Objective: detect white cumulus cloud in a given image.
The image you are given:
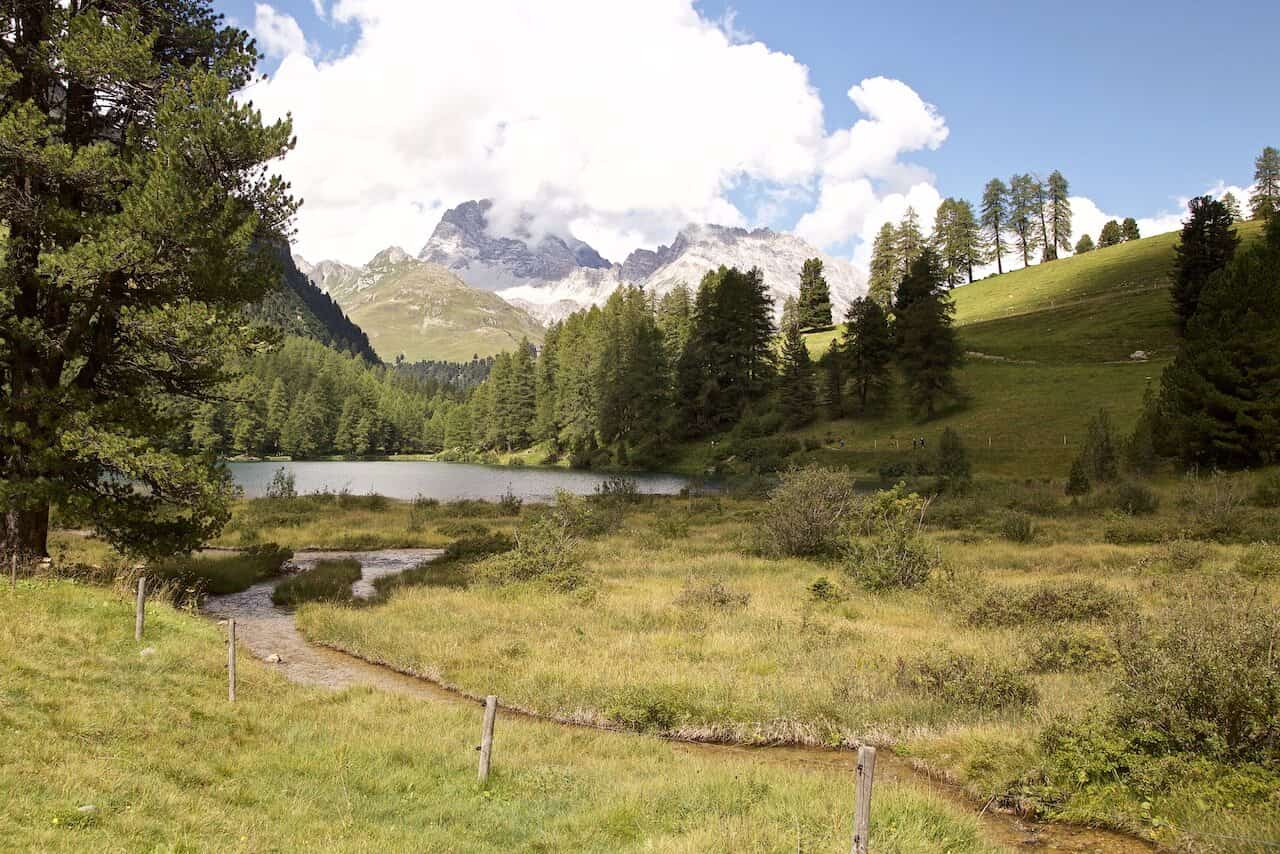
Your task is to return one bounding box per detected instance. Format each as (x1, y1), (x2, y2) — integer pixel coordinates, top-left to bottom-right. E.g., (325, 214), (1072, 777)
(253, 4), (311, 59)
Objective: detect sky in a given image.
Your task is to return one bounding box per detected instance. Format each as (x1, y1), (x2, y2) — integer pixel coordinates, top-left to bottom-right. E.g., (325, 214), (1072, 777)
(216, 0), (1280, 271)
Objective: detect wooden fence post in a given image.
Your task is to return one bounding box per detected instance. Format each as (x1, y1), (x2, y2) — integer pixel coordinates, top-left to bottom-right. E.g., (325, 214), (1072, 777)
(227, 619), (237, 702)
(9, 551), (16, 590)
(478, 695), (497, 784)
(134, 576), (146, 641)
(850, 745), (876, 854)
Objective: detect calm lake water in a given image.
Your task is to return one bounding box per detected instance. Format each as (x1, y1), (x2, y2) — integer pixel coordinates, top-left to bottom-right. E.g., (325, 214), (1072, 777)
(227, 460), (695, 501)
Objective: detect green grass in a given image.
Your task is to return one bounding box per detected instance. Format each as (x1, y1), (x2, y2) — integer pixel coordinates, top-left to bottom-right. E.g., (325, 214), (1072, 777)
(1, 578), (1002, 852)
(768, 221), (1271, 480)
(297, 488), (1280, 849)
(149, 545), (293, 595)
(272, 558), (363, 606)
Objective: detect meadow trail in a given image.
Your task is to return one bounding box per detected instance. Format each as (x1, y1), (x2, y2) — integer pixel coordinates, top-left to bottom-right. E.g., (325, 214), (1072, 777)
(204, 549), (1151, 854)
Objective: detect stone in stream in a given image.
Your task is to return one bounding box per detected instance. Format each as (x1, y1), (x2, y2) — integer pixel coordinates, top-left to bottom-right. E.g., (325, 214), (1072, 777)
(266, 653), (284, 664)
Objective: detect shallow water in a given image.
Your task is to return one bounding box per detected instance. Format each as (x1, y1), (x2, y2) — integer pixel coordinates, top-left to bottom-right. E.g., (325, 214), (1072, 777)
(227, 460), (696, 500)
(203, 549), (1151, 853)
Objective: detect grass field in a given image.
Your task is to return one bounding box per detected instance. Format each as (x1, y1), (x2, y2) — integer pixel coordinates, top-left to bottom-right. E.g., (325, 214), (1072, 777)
(296, 483), (1280, 850)
(1, 578), (1006, 852)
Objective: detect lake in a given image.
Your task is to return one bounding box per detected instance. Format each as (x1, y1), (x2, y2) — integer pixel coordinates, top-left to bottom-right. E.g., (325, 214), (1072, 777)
(226, 460), (697, 501)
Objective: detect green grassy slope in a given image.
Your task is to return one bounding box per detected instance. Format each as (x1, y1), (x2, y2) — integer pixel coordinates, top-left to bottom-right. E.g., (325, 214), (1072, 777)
(701, 220), (1266, 479)
(342, 260), (545, 362)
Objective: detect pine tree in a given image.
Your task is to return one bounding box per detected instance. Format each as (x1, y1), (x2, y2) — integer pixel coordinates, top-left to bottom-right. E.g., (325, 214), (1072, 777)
(1008, 173), (1043, 266)
(1098, 220), (1124, 248)
(1124, 384), (1161, 474)
(866, 222), (900, 309)
(1075, 234), (1095, 254)
(980, 178), (1010, 275)
(1171, 196), (1239, 332)
(841, 297), (894, 414)
(1048, 170), (1072, 258)
(895, 207), (926, 278)
(778, 322), (816, 427)
(655, 284), (693, 368)
(1, 1), (296, 558)
(1159, 222), (1280, 467)
(821, 340), (844, 419)
(1033, 174), (1055, 261)
(797, 258), (833, 328)
(933, 198), (984, 285)
(1075, 411), (1120, 482)
(1250, 146), (1280, 220)
(935, 428), (971, 492)
(1121, 218), (1141, 241)
(265, 378), (290, 453)
(1221, 191), (1242, 221)
(893, 250), (962, 418)
(533, 325), (561, 447)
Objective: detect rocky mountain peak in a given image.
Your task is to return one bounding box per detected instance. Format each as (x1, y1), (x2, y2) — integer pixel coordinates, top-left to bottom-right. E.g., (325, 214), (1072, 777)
(367, 246), (412, 269)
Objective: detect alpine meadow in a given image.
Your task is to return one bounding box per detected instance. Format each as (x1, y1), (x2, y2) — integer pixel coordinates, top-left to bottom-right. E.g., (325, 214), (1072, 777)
(4, 2), (1280, 853)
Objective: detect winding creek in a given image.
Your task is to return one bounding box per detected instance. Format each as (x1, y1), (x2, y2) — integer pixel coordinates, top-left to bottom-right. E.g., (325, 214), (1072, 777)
(204, 550), (1150, 853)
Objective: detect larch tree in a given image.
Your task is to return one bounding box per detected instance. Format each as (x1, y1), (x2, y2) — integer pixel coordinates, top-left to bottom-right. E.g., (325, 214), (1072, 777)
(866, 222), (899, 309)
(1221, 191), (1242, 222)
(1, 1), (296, 560)
(893, 249), (961, 419)
(1032, 174), (1055, 261)
(821, 339), (844, 419)
(1075, 234), (1095, 254)
(894, 207), (925, 279)
(932, 198), (984, 286)
(1171, 196), (1239, 333)
(1098, 220), (1124, 248)
(777, 321), (816, 428)
(797, 257), (832, 329)
(841, 297), (893, 414)
(1047, 170), (1072, 258)
(1250, 145), (1280, 220)
(1008, 173), (1043, 267)
(1121, 217), (1141, 241)
(980, 178), (1010, 275)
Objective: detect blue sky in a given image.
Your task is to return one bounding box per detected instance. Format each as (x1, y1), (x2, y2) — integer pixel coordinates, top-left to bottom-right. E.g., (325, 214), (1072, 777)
(217, 0), (1280, 267)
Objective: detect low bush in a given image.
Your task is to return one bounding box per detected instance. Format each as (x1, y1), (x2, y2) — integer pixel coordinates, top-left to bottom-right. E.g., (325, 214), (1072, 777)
(148, 544), (292, 599)
(1235, 542), (1280, 579)
(650, 511), (690, 540)
(808, 576), (846, 603)
(475, 513), (590, 592)
(964, 580), (1121, 628)
(497, 486), (523, 516)
(271, 558), (362, 607)
(540, 489), (623, 538)
(406, 494), (438, 532)
(896, 651), (1039, 711)
(675, 577), (750, 610)
(1099, 481), (1159, 516)
(437, 521), (490, 538)
(265, 467), (296, 499)
(1101, 513), (1165, 544)
(760, 466), (859, 557)
(997, 511), (1036, 543)
(1250, 470), (1280, 508)
(1027, 628), (1117, 673)
(1153, 537), (1212, 573)
(844, 485), (937, 591)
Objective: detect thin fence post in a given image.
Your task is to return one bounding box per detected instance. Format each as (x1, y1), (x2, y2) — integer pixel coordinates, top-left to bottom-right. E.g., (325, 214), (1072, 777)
(478, 695), (497, 784)
(227, 619), (237, 702)
(135, 576), (146, 641)
(9, 551), (16, 590)
(850, 745), (876, 854)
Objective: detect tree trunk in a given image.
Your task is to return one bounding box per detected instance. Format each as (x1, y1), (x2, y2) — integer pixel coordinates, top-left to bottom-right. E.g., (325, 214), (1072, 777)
(3, 505), (51, 561)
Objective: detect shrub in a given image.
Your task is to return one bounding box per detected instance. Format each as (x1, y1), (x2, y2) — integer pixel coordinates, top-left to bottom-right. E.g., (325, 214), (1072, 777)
(1075, 410), (1120, 483)
(760, 466), (859, 557)
(1102, 514), (1164, 545)
(808, 576), (846, 603)
(844, 485), (937, 591)
(1251, 470), (1280, 508)
(1178, 471), (1248, 538)
(675, 577), (750, 610)
(1154, 537), (1212, 573)
(1027, 628), (1117, 673)
(1235, 543), (1280, 579)
(1101, 481), (1159, 516)
(1065, 458), (1091, 496)
(444, 532), (514, 561)
(271, 558), (362, 607)
(407, 493), (438, 532)
(1110, 586), (1280, 763)
(934, 428), (971, 493)
(964, 580), (1121, 627)
(997, 510), (1036, 543)
(148, 544), (292, 599)
(475, 513), (589, 592)
(497, 486), (523, 516)
(651, 511), (690, 540)
(896, 651), (1039, 710)
(438, 521), (490, 538)
(595, 475), (640, 505)
(544, 489), (622, 538)
(265, 466), (297, 499)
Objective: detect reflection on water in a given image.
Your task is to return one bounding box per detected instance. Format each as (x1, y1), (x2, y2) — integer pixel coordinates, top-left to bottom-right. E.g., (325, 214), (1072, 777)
(227, 460), (696, 501)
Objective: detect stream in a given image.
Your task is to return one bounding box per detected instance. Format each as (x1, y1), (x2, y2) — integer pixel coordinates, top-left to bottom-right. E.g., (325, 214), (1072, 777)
(203, 550), (1151, 853)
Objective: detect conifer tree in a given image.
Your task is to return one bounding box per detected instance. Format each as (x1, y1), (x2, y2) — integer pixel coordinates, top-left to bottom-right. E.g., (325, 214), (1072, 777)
(935, 428), (971, 492)
(1221, 191), (1242, 221)
(1008, 174), (1043, 266)
(980, 178), (1010, 275)
(821, 340), (844, 419)
(1250, 146), (1280, 220)
(866, 222), (900, 309)
(1098, 220), (1124, 248)
(1048, 170), (1072, 257)
(533, 325), (561, 448)
(1171, 196), (1239, 332)
(1, 1), (297, 558)
(1075, 234), (1095, 254)
(895, 207), (926, 278)
(655, 284), (693, 368)
(778, 322), (816, 427)
(1075, 411), (1120, 483)
(841, 297), (893, 414)
(1033, 175), (1055, 261)
(797, 258), (833, 328)
(893, 250), (961, 418)
(265, 378), (290, 453)
(1121, 217), (1141, 241)
(933, 198), (984, 285)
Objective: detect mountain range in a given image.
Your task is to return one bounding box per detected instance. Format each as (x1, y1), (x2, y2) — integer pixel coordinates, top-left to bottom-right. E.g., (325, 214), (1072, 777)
(295, 199), (868, 360)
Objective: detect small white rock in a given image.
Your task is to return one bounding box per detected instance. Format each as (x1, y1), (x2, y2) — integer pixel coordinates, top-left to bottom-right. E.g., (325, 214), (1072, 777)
(139, 647), (156, 658)
(1130, 350), (1149, 361)
(77, 805), (97, 814)
(265, 653), (283, 664)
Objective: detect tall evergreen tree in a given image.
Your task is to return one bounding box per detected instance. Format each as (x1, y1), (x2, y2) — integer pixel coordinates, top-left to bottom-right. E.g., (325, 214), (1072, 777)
(1221, 191), (1242, 221)
(841, 297), (894, 414)
(893, 250), (962, 418)
(1171, 196), (1239, 333)
(821, 340), (844, 419)
(1, 0), (297, 559)
(797, 258), (833, 328)
(1008, 173), (1043, 267)
(777, 322), (816, 427)
(866, 222), (900, 309)
(1159, 220), (1280, 467)
(1075, 234), (1095, 254)
(895, 207), (926, 278)
(1032, 174), (1055, 261)
(1048, 170), (1072, 257)
(655, 284), (693, 369)
(933, 198), (984, 285)
(1251, 146), (1280, 220)
(980, 178), (1010, 275)
(1121, 217), (1141, 241)
(1098, 220), (1124, 248)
